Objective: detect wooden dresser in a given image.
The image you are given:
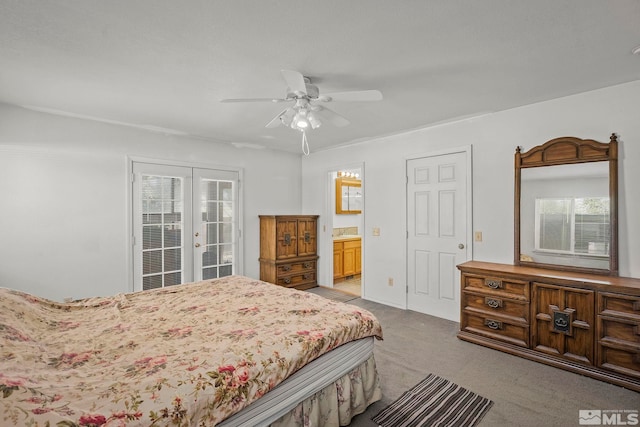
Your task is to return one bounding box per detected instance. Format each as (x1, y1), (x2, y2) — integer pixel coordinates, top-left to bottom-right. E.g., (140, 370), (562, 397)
(458, 261), (640, 392)
(259, 215), (318, 290)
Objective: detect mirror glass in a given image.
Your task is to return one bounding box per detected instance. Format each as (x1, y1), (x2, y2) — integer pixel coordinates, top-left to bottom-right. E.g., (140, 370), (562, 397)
(336, 177), (362, 214)
(519, 162), (610, 271)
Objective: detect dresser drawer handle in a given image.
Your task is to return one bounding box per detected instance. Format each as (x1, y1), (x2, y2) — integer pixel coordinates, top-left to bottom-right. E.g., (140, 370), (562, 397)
(282, 264), (292, 271)
(485, 319), (503, 330)
(283, 277), (291, 284)
(485, 298), (503, 309)
(303, 273), (312, 280)
(485, 279), (503, 289)
(303, 262), (312, 269)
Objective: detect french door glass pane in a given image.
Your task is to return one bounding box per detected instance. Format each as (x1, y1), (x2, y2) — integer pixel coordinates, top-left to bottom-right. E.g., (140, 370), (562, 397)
(200, 179), (234, 279)
(141, 175), (184, 290)
(134, 162), (239, 291)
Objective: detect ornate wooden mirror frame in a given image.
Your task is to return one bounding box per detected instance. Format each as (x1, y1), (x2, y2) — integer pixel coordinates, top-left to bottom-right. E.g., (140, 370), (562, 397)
(514, 134), (618, 276)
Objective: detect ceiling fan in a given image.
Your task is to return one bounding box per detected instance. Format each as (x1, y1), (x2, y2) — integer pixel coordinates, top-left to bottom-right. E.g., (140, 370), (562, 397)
(221, 70), (383, 133)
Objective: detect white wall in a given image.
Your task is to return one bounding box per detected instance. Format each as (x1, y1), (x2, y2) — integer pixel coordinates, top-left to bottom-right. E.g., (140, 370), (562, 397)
(0, 103), (302, 301)
(302, 81), (640, 309)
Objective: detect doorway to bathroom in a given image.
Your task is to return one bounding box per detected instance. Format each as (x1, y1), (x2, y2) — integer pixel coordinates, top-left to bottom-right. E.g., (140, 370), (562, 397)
(331, 166), (363, 297)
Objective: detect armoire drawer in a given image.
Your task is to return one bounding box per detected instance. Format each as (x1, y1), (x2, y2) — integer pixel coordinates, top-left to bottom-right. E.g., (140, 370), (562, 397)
(461, 312), (529, 348)
(463, 273), (529, 300)
(277, 260), (316, 275)
(462, 292), (529, 323)
(276, 271), (316, 288)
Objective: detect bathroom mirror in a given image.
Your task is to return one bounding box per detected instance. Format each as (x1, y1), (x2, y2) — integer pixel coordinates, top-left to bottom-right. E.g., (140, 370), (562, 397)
(514, 134), (618, 276)
(336, 177), (362, 214)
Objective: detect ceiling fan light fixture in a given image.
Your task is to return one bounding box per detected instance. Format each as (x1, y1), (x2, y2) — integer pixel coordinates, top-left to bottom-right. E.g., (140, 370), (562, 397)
(307, 111), (321, 129)
(292, 118), (309, 130)
(291, 108), (311, 130)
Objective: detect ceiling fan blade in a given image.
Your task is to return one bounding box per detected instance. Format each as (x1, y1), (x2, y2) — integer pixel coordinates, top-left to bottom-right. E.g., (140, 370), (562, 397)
(280, 70), (308, 96)
(220, 98), (288, 103)
(312, 105), (350, 127)
(318, 89), (383, 102)
(265, 107), (295, 128)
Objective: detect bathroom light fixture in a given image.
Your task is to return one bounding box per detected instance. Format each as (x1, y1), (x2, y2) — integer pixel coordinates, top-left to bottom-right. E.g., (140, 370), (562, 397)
(338, 171), (360, 179)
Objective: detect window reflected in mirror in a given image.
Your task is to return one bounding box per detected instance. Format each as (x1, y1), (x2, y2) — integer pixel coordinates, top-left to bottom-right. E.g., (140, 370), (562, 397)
(519, 161), (610, 271)
(535, 197), (610, 255)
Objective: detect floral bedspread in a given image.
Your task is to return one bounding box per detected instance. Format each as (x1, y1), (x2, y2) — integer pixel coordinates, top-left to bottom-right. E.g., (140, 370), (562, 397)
(0, 276), (382, 426)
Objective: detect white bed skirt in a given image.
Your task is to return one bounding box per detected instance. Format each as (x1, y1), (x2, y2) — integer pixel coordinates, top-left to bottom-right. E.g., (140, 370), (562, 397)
(219, 337), (381, 427)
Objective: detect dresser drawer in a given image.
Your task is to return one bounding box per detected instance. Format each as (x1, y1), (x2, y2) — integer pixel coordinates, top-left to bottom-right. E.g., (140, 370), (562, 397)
(599, 292), (640, 320)
(597, 318), (640, 379)
(462, 292), (529, 323)
(276, 271), (316, 288)
(599, 315), (640, 347)
(463, 273), (529, 301)
(277, 260), (316, 275)
(461, 312), (529, 347)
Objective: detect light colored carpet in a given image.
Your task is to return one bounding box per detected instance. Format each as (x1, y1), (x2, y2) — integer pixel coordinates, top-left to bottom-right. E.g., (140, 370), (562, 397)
(307, 287), (640, 427)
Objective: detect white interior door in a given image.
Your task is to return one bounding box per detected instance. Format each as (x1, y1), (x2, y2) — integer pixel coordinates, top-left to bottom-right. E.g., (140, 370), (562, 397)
(407, 150), (469, 321)
(132, 162), (240, 291)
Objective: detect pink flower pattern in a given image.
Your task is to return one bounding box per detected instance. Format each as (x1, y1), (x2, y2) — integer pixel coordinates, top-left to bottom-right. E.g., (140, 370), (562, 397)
(0, 276), (382, 426)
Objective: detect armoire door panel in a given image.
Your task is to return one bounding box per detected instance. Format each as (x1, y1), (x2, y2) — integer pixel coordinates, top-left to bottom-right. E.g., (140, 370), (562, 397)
(276, 219), (298, 259)
(297, 218), (317, 256)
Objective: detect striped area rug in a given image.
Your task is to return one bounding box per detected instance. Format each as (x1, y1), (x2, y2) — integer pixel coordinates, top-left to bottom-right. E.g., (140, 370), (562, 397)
(372, 373), (493, 427)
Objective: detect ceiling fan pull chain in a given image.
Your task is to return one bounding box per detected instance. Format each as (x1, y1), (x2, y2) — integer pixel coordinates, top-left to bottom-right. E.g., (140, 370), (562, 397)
(301, 131), (310, 156)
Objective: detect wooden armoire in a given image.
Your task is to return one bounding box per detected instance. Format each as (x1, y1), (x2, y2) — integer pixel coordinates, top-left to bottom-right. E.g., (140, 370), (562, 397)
(259, 215), (318, 290)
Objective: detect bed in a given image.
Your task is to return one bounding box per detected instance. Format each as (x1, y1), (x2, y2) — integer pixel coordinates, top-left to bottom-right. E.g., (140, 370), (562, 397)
(0, 276), (383, 426)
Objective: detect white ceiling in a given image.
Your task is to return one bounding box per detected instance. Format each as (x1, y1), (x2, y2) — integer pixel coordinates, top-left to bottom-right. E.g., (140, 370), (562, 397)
(1, 1), (639, 154)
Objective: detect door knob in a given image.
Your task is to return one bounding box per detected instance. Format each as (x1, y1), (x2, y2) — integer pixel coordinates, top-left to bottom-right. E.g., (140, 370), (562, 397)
(195, 243), (201, 248)
(458, 243), (465, 249)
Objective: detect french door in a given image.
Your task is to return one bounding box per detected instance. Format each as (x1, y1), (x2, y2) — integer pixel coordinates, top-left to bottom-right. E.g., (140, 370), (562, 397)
(132, 162), (240, 291)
